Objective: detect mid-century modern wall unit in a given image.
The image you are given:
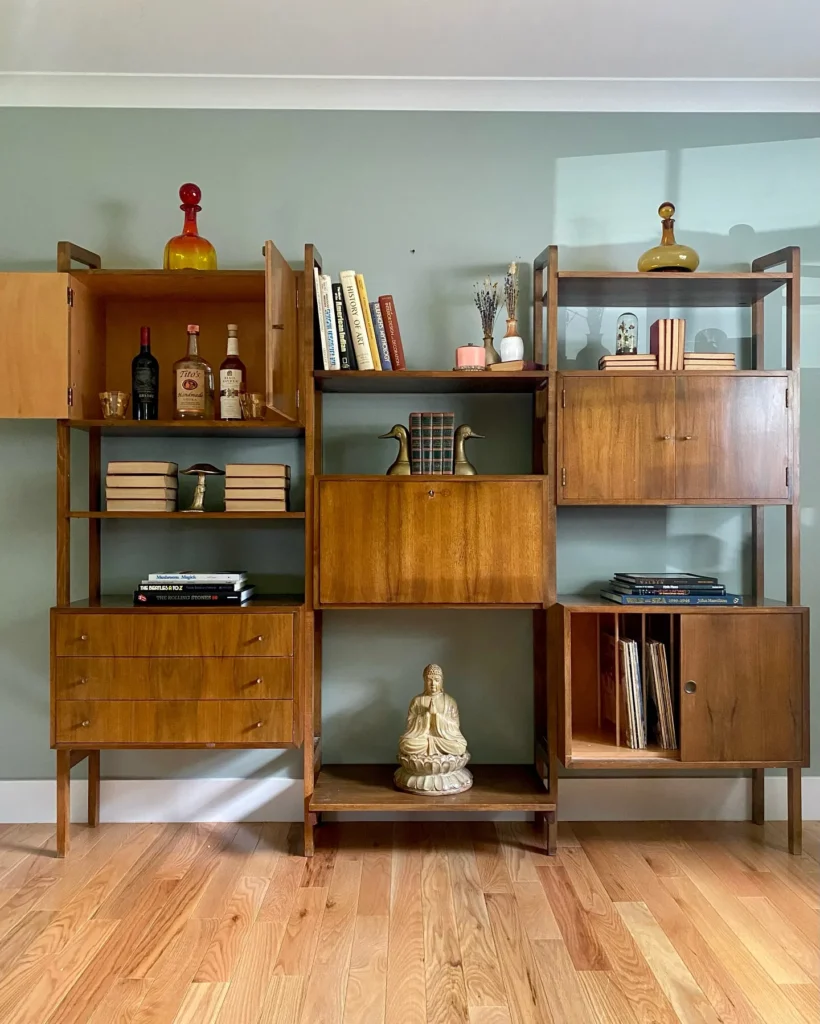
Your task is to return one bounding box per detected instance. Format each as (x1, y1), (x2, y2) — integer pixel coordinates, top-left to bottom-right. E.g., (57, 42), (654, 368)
(0, 239), (807, 856)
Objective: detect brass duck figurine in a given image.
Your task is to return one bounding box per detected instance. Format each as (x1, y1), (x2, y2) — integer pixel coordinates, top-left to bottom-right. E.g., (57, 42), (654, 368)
(378, 424), (411, 475)
(454, 424), (484, 476)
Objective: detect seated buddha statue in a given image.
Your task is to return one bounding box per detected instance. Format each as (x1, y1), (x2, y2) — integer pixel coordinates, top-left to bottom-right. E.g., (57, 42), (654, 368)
(395, 664), (473, 796)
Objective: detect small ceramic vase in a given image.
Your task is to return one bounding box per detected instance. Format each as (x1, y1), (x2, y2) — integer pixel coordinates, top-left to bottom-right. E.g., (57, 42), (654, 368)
(499, 318), (524, 362)
(483, 332), (501, 366)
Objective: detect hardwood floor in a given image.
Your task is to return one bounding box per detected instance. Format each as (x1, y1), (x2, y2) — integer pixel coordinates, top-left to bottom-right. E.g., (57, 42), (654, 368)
(0, 820), (817, 1023)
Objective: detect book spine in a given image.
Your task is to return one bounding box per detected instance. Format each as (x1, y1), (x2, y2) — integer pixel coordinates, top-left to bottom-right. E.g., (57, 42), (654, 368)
(431, 413), (443, 474)
(379, 295), (406, 370)
(602, 592), (742, 606)
(442, 412), (455, 474)
(339, 271), (374, 370)
(320, 275), (340, 370)
(369, 301), (393, 370)
(356, 274), (382, 371)
(148, 573), (246, 582)
(134, 591), (247, 605)
(610, 584), (726, 594)
(421, 413), (433, 474)
(332, 283), (355, 370)
(614, 575), (717, 585)
(139, 583), (239, 592)
(313, 268), (329, 370)
(409, 412), (422, 474)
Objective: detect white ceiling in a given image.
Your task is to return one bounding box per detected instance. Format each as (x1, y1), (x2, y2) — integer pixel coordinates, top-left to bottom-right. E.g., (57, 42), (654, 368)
(2, 0), (820, 110)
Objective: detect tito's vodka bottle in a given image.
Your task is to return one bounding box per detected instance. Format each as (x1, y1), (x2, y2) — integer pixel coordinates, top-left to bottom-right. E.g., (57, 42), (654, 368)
(173, 324), (214, 419)
(218, 324), (246, 420)
(131, 326), (159, 419)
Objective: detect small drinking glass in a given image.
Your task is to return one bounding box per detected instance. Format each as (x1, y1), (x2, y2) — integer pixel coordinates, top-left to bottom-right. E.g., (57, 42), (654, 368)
(99, 391), (130, 419)
(239, 393), (267, 420)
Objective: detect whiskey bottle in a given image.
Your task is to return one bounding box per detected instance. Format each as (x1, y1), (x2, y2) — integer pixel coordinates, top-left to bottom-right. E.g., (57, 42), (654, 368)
(173, 324), (214, 420)
(218, 324), (246, 420)
(131, 326), (159, 420)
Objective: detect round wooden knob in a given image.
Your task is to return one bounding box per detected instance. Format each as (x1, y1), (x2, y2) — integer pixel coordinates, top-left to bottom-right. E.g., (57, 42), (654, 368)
(80, 720), (90, 727)
(428, 490), (435, 497)
(251, 677), (262, 686)
(254, 721), (263, 728)
(682, 435), (693, 441)
(662, 435), (672, 440)
(684, 680), (697, 694)
(253, 635), (264, 642)
(80, 634), (88, 641)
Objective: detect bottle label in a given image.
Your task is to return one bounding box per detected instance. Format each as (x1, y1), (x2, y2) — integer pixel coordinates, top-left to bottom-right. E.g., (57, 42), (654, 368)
(133, 365), (157, 400)
(176, 367), (205, 412)
(219, 368), (243, 419)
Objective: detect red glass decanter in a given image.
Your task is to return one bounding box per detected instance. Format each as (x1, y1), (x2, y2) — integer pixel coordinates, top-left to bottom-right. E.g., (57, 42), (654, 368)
(163, 183), (217, 271)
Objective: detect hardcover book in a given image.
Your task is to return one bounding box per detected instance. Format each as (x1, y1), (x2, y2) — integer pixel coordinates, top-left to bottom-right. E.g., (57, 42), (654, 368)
(107, 461), (178, 476)
(378, 296), (406, 370)
(409, 412), (423, 474)
(431, 413), (444, 474)
(105, 475), (178, 489)
(106, 499), (177, 512)
(332, 282), (356, 370)
(339, 271), (374, 369)
(106, 488), (178, 501)
(139, 581), (245, 592)
(614, 572), (718, 585)
(369, 301), (393, 370)
(356, 274), (383, 371)
(320, 274), (341, 369)
(225, 499), (288, 512)
(313, 267), (329, 370)
(421, 412), (434, 474)
(148, 572), (247, 582)
(134, 587), (255, 605)
(224, 464), (290, 478)
(442, 412), (455, 474)
(601, 591), (742, 606)
(223, 488), (288, 501)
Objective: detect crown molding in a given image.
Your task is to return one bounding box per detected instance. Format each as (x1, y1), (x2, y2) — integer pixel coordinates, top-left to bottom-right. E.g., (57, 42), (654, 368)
(2, 73), (820, 112)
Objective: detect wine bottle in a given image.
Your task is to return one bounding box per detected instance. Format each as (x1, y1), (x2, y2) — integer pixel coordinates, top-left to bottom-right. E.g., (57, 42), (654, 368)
(173, 324), (214, 420)
(131, 326), (159, 420)
(219, 324), (246, 420)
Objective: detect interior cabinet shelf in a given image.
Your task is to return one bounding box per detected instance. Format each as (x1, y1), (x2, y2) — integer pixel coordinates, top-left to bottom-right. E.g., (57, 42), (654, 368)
(552, 271), (791, 308)
(67, 595), (305, 611)
(557, 595), (793, 612)
(68, 269), (265, 301)
(314, 370), (549, 393)
(309, 763), (556, 812)
(65, 419), (304, 438)
(68, 511), (305, 520)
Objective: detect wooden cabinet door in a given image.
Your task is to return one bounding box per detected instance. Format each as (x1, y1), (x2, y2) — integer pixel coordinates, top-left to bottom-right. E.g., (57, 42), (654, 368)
(679, 613), (806, 764)
(264, 240), (299, 422)
(558, 375), (676, 502)
(675, 376), (790, 501)
(317, 478), (546, 605)
(0, 273), (71, 417)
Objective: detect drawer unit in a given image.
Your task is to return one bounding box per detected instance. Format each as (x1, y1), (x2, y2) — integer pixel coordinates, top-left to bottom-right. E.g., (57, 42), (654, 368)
(54, 657), (293, 701)
(55, 612), (294, 658)
(55, 699), (294, 746)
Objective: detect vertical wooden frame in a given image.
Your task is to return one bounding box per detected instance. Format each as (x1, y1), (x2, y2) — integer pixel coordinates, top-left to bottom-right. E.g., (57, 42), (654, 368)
(88, 428), (101, 602)
(56, 422), (71, 606)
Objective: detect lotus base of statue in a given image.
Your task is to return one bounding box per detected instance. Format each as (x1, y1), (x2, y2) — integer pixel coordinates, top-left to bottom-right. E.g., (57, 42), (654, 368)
(394, 752), (473, 796)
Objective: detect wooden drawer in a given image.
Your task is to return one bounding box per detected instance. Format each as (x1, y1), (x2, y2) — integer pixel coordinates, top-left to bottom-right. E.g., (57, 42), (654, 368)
(317, 477), (546, 605)
(55, 700), (293, 746)
(54, 657), (292, 701)
(55, 613), (293, 658)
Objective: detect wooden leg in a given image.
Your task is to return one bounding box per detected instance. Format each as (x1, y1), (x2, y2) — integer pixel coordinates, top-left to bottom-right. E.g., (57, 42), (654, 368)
(751, 768), (765, 826)
(56, 750), (71, 858)
(536, 811), (557, 856)
(87, 750), (100, 828)
(304, 811), (318, 858)
(787, 767), (802, 855)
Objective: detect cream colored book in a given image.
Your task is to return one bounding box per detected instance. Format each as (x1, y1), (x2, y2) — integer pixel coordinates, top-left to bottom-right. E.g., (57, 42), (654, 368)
(224, 464), (290, 478)
(339, 271), (374, 370)
(356, 273), (383, 371)
(107, 461), (178, 475)
(105, 475), (178, 489)
(106, 499), (177, 512)
(224, 487), (288, 501)
(224, 477), (288, 489)
(106, 487), (178, 500)
(225, 499), (288, 512)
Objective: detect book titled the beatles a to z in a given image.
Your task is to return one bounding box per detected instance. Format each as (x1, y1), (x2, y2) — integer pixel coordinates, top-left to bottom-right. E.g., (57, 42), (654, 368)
(378, 295), (406, 370)
(135, 587), (255, 606)
(369, 301), (393, 370)
(339, 271), (374, 370)
(148, 571), (247, 583)
(332, 282), (356, 370)
(139, 581), (246, 592)
(601, 591), (742, 606)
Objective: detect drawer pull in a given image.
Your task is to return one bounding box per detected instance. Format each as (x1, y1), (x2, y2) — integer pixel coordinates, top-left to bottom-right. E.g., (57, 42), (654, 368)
(681, 435), (694, 441)
(250, 677), (263, 686)
(684, 680), (697, 694)
(80, 719), (90, 728)
(79, 634), (89, 642)
(252, 635), (264, 643)
(75, 678), (88, 687)
(254, 721), (264, 728)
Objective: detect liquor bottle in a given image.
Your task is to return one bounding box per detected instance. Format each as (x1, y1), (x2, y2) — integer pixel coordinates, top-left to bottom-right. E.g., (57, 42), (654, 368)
(163, 183), (217, 271)
(131, 326), (159, 420)
(173, 324), (214, 420)
(218, 324), (246, 420)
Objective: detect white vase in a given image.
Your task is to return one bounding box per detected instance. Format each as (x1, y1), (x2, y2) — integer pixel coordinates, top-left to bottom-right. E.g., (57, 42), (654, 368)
(499, 319), (524, 362)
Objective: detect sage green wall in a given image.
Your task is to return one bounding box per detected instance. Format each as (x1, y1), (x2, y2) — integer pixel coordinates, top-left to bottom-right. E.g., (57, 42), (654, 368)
(0, 109), (818, 781)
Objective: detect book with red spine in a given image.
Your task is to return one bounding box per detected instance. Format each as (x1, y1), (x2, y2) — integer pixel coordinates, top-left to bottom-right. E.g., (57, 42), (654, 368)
(378, 295), (407, 370)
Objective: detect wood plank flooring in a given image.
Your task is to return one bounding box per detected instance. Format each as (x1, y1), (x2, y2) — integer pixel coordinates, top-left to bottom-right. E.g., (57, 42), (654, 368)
(0, 820), (816, 1023)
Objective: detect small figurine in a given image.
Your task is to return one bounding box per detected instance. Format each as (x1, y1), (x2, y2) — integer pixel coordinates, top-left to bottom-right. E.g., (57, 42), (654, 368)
(637, 202), (700, 273)
(453, 424), (484, 476)
(181, 463), (224, 512)
(378, 424), (411, 475)
(163, 183), (218, 271)
(395, 664), (473, 796)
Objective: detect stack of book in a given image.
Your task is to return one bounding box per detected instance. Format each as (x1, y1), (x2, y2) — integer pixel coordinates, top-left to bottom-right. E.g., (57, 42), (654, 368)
(409, 412), (455, 474)
(600, 572), (742, 605)
(650, 318), (686, 370)
(601, 633), (646, 749)
(598, 353), (658, 371)
(646, 640), (677, 749)
(314, 269), (406, 371)
(105, 460), (178, 512)
(224, 464), (289, 512)
(683, 351), (737, 370)
(134, 571), (254, 606)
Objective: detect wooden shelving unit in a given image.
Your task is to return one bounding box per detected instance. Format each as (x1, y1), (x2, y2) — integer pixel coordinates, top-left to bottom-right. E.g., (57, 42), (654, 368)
(65, 419), (304, 438)
(537, 244), (808, 854)
(314, 370), (548, 393)
(68, 511), (305, 520)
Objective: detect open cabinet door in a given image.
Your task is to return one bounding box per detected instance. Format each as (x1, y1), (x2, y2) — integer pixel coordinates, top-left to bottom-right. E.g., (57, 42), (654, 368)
(264, 240), (299, 422)
(0, 273), (71, 417)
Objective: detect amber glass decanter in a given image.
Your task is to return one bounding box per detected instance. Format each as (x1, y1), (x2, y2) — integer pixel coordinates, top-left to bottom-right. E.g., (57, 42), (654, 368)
(163, 183), (217, 271)
(637, 202), (700, 273)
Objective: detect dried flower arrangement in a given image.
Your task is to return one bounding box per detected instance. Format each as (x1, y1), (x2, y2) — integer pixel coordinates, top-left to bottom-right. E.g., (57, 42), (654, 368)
(474, 277), (500, 338)
(503, 262), (519, 323)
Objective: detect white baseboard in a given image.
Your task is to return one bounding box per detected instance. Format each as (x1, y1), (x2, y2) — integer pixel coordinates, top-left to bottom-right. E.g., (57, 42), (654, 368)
(0, 775), (816, 824)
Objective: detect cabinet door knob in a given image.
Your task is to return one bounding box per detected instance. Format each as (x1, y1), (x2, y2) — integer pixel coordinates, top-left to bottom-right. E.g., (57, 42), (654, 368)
(250, 677), (263, 686)
(253, 635), (264, 643)
(254, 721), (264, 728)
(76, 677), (87, 687)
(681, 435), (694, 441)
(80, 719), (90, 727)
(662, 435), (672, 440)
(428, 490), (435, 497)
(79, 634), (88, 641)
(684, 680), (697, 694)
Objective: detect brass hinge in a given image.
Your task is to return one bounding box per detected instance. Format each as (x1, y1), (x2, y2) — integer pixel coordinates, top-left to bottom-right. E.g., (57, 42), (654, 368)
(67, 386), (74, 407)
(786, 466), (790, 487)
(296, 389), (300, 410)
(561, 388), (566, 408)
(561, 467), (566, 487)
(785, 388), (790, 407)
(66, 287), (74, 307)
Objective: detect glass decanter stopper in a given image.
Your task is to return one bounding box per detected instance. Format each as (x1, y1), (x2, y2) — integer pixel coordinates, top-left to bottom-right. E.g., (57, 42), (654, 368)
(637, 202), (700, 273)
(163, 183), (218, 271)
